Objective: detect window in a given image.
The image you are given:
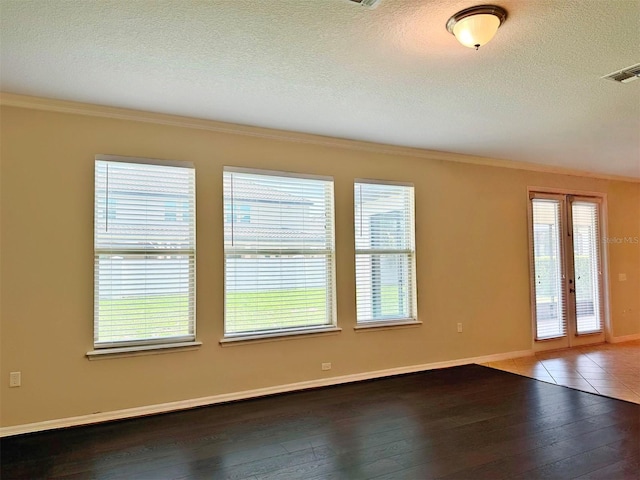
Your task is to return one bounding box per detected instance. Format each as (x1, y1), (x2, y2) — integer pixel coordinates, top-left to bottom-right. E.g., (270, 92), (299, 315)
(225, 203), (251, 224)
(223, 168), (335, 337)
(94, 156), (196, 348)
(354, 181), (417, 324)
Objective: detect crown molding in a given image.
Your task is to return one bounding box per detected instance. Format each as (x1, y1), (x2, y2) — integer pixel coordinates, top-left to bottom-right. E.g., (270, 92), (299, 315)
(1, 92), (638, 183)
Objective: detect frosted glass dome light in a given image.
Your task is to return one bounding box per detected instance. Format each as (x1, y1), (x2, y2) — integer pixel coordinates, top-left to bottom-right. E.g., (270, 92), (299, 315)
(446, 5), (507, 50)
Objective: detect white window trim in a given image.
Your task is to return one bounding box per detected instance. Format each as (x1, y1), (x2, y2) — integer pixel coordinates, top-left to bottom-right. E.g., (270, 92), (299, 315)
(219, 326), (342, 346)
(93, 154), (197, 350)
(96, 154), (193, 169)
(86, 341), (202, 360)
(354, 178), (414, 187)
(224, 165), (333, 182)
(354, 320), (422, 331)
(354, 180), (418, 325)
(222, 167), (337, 339)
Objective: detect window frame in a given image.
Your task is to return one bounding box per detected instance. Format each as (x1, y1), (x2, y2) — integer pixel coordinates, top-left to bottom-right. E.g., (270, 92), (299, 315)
(222, 166), (337, 341)
(92, 154), (197, 352)
(354, 179), (418, 327)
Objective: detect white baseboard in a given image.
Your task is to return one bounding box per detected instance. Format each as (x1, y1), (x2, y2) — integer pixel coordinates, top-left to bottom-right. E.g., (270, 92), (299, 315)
(0, 348), (533, 437)
(610, 333), (640, 343)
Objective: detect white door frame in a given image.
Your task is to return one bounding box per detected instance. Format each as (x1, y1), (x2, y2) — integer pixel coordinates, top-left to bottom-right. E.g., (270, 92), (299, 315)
(526, 186), (611, 351)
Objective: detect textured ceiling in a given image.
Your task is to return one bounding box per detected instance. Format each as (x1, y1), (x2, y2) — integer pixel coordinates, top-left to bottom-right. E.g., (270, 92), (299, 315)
(1, 0), (639, 178)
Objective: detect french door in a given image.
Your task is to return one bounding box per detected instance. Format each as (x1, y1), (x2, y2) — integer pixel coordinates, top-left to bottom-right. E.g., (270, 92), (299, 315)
(529, 192), (606, 350)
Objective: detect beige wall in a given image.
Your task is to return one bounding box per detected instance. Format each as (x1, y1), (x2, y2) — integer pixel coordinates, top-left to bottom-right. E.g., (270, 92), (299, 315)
(1, 105), (639, 428)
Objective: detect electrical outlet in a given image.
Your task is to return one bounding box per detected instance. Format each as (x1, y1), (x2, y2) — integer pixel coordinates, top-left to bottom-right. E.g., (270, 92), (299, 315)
(457, 323), (463, 333)
(618, 273), (627, 281)
(321, 362), (332, 371)
(9, 371), (21, 387)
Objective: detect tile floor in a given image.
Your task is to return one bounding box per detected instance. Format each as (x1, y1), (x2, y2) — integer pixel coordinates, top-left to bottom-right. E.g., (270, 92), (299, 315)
(481, 339), (640, 404)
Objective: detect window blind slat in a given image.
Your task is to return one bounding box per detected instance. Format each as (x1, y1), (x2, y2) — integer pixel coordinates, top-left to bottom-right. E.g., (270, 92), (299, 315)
(94, 159), (196, 347)
(354, 182), (416, 323)
(223, 169), (335, 336)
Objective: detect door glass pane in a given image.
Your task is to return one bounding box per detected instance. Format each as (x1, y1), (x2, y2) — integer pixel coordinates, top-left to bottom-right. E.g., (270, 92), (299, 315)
(532, 199), (566, 339)
(572, 202), (602, 334)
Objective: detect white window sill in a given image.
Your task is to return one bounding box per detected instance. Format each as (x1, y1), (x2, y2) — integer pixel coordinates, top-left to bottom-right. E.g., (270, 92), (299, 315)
(575, 330), (604, 336)
(86, 341), (202, 360)
(220, 326), (342, 346)
(354, 320), (422, 332)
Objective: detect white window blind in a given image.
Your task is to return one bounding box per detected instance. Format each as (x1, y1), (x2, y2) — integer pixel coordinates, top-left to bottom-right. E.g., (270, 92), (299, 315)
(531, 198), (567, 340)
(94, 156), (196, 347)
(223, 168), (335, 336)
(354, 182), (416, 323)
(571, 201), (603, 335)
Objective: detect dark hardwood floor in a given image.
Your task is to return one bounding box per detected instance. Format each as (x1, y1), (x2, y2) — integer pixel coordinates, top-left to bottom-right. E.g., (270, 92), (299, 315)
(2, 365), (639, 479)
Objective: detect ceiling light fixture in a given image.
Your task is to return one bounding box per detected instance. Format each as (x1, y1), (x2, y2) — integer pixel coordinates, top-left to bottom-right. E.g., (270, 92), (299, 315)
(446, 5), (507, 50)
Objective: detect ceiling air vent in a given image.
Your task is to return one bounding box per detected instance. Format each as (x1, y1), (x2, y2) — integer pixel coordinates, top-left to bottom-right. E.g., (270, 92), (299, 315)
(602, 63), (640, 84)
(348, 0), (382, 8)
